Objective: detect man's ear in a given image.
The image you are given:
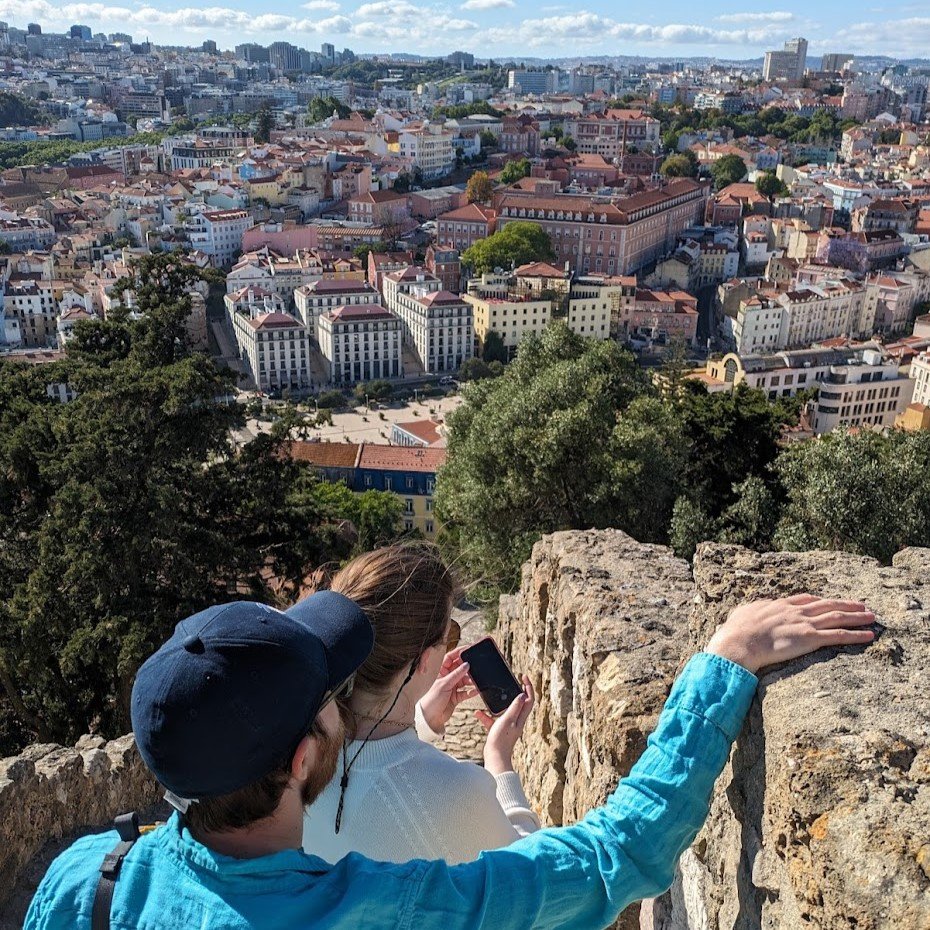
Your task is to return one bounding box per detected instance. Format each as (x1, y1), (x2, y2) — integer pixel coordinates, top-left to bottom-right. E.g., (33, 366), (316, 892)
(291, 732), (315, 780)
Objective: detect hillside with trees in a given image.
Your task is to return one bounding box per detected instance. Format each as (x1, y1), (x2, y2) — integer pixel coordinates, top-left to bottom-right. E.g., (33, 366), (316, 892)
(0, 254), (401, 755)
(435, 326), (928, 598)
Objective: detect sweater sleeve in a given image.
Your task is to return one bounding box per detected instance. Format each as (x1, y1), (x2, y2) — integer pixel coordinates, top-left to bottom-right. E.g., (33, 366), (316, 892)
(403, 652), (757, 930)
(493, 772), (541, 837)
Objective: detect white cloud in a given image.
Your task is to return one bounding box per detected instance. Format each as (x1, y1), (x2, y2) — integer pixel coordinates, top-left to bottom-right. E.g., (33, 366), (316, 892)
(461, 0), (514, 10)
(717, 11), (794, 23)
(302, 0), (340, 10)
(354, 0), (418, 16)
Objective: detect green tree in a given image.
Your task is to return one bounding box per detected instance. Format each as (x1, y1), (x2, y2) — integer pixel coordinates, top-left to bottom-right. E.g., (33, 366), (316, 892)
(466, 170), (493, 203)
(755, 170), (788, 199)
(660, 153), (697, 178)
(458, 357), (496, 381)
(307, 96), (351, 123)
(774, 429), (930, 563)
(0, 256), (399, 752)
(710, 154), (747, 190)
(461, 221), (555, 274)
(481, 330), (508, 364)
(499, 158), (531, 184)
(435, 325), (651, 589)
(255, 106), (274, 144)
(479, 129), (498, 149)
(562, 135), (577, 152)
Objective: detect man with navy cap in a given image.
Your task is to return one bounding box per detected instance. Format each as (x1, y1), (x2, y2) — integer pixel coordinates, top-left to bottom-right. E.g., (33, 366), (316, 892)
(25, 590), (875, 930)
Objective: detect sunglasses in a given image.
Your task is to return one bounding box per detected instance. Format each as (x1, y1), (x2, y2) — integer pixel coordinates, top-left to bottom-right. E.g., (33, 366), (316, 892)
(320, 672), (355, 710)
(446, 619), (461, 652)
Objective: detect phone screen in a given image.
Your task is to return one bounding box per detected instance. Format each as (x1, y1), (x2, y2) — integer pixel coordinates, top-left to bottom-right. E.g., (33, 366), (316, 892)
(461, 637), (523, 715)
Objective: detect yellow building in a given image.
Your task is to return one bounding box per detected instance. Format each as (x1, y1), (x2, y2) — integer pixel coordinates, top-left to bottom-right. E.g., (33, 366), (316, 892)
(464, 290), (551, 358)
(247, 177), (287, 206)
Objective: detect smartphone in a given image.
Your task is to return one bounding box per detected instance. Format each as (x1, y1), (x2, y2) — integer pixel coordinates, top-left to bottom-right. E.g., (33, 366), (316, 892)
(461, 637), (523, 716)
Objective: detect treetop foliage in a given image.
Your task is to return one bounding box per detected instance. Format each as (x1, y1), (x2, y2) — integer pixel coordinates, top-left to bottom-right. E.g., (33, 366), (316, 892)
(460, 221), (555, 274)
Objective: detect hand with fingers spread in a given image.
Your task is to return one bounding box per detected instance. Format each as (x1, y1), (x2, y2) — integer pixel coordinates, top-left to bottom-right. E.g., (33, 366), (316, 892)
(706, 593), (876, 675)
(418, 647), (479, 734)
(476, 675), (535, 777)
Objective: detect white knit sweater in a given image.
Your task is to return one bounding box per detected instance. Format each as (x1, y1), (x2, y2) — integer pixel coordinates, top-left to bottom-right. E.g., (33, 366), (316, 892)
(302, 710), (540, 865)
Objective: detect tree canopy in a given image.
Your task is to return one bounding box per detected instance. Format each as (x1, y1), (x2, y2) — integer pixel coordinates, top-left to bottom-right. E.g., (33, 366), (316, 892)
(461, 221), (555, 274)
(466, 170), (493, 203)
(710, 154), (748, 190)
(660, 153), (697, 178)
(0, 253), (401, 754)
(755, 170), (789, 198)
(499, 158), (531, 184)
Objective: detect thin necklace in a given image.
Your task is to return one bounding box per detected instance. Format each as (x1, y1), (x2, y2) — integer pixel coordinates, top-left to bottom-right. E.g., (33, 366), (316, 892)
(335, 665), (415, 834)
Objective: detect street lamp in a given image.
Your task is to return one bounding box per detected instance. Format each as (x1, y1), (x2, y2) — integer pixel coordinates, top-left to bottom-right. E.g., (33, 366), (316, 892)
(365, 392), (370, 411)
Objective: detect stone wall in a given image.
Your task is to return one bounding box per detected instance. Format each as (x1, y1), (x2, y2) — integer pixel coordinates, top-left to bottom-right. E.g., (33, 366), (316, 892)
(498, 530), (930, 930)
(0, 734), (161, 924)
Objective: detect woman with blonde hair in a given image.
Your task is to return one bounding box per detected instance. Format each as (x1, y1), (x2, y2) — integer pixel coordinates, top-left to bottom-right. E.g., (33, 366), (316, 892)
(302, 542), (539, 865)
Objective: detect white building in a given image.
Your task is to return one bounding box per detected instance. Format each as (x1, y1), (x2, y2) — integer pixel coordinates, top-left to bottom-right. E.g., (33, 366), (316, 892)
(909, 351), (930, 407)
(186, 209), (251, 268)
(294, 279), (381, 333)
(227, 248), (325, 302)
(56, 306), (97, 347)
(726, 280), (870, 354)
(231, 308), (312, 393)
(318, 304), (403, 384)
(398, 123), (455, 179)
(4, 279), (58, 348)
(810, 348), (913, 433)
(383, 267), (472, 373)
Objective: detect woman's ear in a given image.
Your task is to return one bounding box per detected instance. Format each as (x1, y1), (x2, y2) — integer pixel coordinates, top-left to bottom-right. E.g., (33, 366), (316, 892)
(416, 648), (434, 676)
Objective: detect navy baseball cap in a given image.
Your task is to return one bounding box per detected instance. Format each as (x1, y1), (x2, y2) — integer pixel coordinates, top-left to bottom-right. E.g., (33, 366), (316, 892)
(131, 591), (373, 799)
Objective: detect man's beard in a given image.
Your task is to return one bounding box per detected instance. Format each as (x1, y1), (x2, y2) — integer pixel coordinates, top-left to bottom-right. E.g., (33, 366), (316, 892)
(300, 711), (345, 807)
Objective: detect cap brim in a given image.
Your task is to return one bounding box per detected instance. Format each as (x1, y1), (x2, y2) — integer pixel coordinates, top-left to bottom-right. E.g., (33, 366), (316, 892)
(285, 590), (374, 689)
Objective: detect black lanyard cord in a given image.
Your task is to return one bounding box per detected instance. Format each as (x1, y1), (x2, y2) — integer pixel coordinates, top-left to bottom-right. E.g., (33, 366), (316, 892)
(335, 662), (416, 834)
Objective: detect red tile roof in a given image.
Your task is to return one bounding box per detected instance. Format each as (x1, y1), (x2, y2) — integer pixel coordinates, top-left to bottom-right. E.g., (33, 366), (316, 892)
(286, 441), (360, 467)
(358, 445), (446, 472)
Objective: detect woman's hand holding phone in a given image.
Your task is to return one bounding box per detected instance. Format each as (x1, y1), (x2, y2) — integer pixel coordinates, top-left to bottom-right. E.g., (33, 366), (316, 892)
(418, 647), (479, 734)
(476, 675), (535, 776)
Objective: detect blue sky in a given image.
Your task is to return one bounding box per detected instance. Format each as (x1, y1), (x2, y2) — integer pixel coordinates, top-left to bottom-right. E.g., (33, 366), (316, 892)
(0, 0), (927, 58)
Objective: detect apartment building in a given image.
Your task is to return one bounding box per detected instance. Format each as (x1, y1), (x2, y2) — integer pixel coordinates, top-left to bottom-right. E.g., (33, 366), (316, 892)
(317, 303), (403, 384)
(622, 289), (699, 346)
(4, 278), (58, 347)
(496, 180), (707, 276)
(563, 109), (661, 157)
(230, 305), (312, 393)
(186, 208), (251, 268)
(567, 275), (631, 341)
(294, 279), (381, 333)
(763, 37), (808, 82)
(397, 124), (455, 179)
(0, 217), (56, 251)
(724, 279), (871, 354)
(226, 248), (326, 302)
(811, 348), (913, 433)
(908, 350), (930, 407)
(435, 203), (497, 251)
(864, 272), (930, 334)
(464, 278), (552, 359)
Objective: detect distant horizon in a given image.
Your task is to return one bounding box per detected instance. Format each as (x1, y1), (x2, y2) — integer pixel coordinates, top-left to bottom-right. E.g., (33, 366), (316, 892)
(2, 1), (930, 61)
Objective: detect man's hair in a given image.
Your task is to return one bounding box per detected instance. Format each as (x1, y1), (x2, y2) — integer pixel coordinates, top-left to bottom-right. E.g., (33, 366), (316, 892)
(307, 542), (460, 699)
(184, 721), (321, 834)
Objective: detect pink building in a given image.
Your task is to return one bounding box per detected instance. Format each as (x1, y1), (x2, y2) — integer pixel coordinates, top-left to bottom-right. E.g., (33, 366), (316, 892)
(435, 203), (497, 250)
(242, 221), (319, 254)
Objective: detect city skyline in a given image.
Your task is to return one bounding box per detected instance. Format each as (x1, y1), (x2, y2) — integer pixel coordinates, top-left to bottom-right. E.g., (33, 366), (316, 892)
(2, 2), (930, 60)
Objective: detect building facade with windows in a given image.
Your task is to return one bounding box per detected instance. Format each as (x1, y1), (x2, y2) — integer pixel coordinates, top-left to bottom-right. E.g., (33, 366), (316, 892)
(295, 279), (381, 333)
(186, 209), (251, 268)
(496, 180), (707, 276)
(230, 308), (311, 393)
(563, 109), (661, 157)
(317, 304), (403, 384)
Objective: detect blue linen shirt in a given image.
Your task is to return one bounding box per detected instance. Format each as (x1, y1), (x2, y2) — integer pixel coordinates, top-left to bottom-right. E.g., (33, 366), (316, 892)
(25, 652), (756, 930)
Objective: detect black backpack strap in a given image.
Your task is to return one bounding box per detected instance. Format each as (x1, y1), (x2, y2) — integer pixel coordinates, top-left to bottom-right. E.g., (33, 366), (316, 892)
(91, 813), (141, 930)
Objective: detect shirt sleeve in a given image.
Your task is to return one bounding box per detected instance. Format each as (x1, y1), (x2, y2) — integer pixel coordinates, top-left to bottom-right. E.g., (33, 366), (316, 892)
(415, 701), (443, 743)
(403, 652), (757, 930)
(493, 772), (541, 838)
